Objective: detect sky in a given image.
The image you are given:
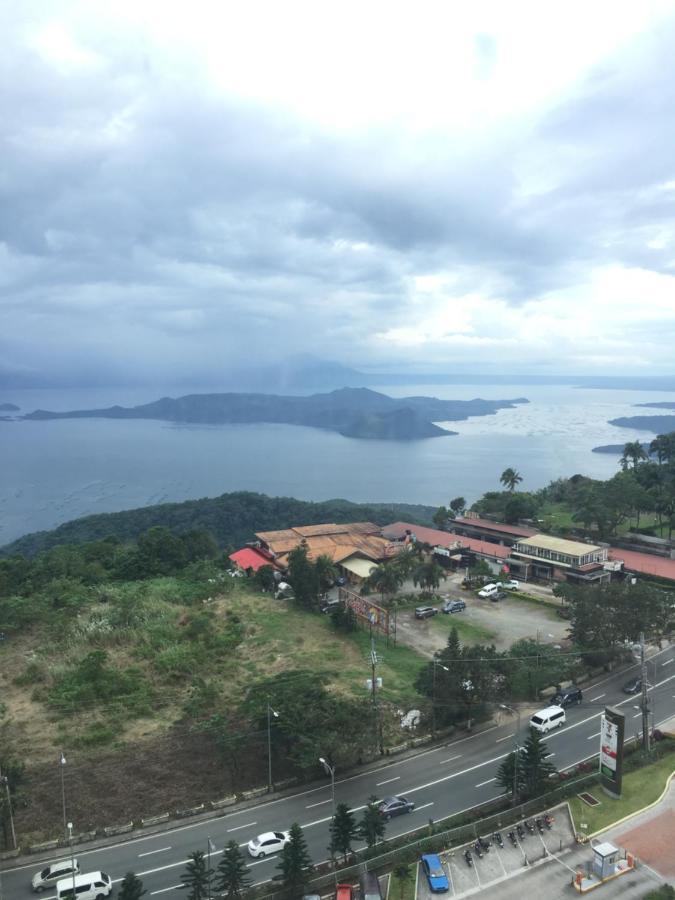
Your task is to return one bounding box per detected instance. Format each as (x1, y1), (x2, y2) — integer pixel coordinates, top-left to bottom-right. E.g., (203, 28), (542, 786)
(3, 0), (675, 387)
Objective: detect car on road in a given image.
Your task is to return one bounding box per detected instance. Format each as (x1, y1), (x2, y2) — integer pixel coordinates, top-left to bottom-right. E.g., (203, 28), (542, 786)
(415, 606), (438, 619)
(551, 687), (583, 707)
(442, 599), (466, 614)
(500, 579), (520, 590)
(32, 859), (80, 893)
(377, 795), (415, 819)
(247, 831), (291, 857)
(420, 853), (450, 892)
(56, 871), (111, 900)
(622, 677), (644, 694)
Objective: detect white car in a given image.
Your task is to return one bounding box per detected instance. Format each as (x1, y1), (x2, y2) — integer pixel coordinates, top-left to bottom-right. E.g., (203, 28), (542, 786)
(32, 859), (79, 892)
(477, 583), (499, 598)
(247, 830), (290, 858)
(500, 579), (520, 591)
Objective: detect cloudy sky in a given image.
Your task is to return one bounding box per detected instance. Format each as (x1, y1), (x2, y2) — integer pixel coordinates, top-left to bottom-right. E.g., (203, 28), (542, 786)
(3, 0), (675, 387)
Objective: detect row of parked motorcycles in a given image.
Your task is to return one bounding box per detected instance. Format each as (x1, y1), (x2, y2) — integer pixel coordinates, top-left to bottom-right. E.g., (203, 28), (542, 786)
(463, 815), (553, 867)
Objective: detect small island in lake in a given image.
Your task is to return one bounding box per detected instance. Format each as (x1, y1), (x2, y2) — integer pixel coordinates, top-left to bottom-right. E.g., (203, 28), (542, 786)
(0, 402), (19, 411)
(22, 387), (529, 441)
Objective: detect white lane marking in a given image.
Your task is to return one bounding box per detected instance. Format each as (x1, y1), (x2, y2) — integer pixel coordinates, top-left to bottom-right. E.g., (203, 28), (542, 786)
(587, 732), (601, 740)
(150, 885), (183, 895)
(495, 735), (512, 743)
(633, 712), (642, 718)
(139, 846), (172, 857)
(306, 799), (332, 809)
(415, 802), (434, 811)
(376, 776), (401, 786)
(246, 857), (275, 867)
(439, 755), (462, 763)
(544, 753), (556, 759)
(475, 777), (497, 787)
(590, 694), (606, 702)
(662, 659), (673, 666)
(227, 821), (256, 832)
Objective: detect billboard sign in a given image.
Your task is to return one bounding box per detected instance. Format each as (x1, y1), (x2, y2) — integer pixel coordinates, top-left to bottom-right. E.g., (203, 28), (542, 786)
(599, 706), (625, 797)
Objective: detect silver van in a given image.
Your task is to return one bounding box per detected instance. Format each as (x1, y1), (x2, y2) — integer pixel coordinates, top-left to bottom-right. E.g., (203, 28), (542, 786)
(56, 871), (112, 900)
(529, 705), (565, 734)
(32, 859), (80, 892)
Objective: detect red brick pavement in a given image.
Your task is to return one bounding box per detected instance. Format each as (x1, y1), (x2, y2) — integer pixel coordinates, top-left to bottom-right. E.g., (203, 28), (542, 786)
(614, 808), (675, 877)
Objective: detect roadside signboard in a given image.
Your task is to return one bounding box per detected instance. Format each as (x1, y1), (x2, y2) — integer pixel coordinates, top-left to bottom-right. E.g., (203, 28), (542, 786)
(599, 706), (625, 797)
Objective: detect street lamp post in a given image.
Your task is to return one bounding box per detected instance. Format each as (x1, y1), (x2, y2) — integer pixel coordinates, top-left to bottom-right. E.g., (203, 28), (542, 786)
(431, 660), (449, 737)
(0, 765), (17, 850)
(67, 822), (76, 900)
(500, 704), (522, 807)
(59, 752), (67, 837)
(318, 756), (336, 872)
(267, 701), (279, 792)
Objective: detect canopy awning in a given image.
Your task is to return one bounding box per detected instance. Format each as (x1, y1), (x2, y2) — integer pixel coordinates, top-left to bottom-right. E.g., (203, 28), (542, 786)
(340, 556), (377, 579)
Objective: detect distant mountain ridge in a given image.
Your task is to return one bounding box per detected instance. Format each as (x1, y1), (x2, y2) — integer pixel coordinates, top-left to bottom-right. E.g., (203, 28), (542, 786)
(608, 414), (675, 434)
(22, 387), (529, 441)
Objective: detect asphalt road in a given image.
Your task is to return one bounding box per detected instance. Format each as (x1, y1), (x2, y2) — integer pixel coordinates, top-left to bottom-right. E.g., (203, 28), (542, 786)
(4, 645), (675, 900)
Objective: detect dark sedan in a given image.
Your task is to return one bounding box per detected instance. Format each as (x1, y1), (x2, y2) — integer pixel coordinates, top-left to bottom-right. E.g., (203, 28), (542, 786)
(377, 795), (415, 819)
(623, 677), (644, 694)
(551, 687), (583, 707)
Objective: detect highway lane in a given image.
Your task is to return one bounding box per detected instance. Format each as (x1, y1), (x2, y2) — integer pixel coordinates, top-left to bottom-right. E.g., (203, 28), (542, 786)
(4, 645), (674, 899)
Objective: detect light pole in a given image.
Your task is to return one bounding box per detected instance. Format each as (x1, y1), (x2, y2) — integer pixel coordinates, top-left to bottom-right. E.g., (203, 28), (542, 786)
(319, 756), (337, 884)
(207, 836), (216, 900)
(267, 701), (279, 792)
(500, 704), (522, 806)
(431, 660), (449, 737)
(67, 822), (76, 900)
(59, 752), (67, 838)
(0, 764), (17, 850)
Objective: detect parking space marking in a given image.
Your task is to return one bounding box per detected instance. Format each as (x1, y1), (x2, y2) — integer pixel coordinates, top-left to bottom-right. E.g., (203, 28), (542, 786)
(227, 821), (257, 832)
(475, 777), (496, 787)
(376, 776), (400, 786)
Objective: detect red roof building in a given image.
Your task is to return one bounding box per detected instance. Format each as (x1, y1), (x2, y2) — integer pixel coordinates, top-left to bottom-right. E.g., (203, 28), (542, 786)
(229, 547), (281, 572)
(608, 547), (675, 582)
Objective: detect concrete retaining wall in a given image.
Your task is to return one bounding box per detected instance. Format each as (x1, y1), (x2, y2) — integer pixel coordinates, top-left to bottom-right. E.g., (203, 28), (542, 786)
(141, 813), (170, 828)
(29, 839), (59, 854)
(103, 822), (134, 837)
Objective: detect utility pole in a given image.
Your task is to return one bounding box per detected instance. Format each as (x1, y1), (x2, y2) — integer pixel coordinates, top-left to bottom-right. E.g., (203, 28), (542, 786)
(370, 636), (384, 754)
(0, 764), (17, 850)
(640, 632), (650, 753)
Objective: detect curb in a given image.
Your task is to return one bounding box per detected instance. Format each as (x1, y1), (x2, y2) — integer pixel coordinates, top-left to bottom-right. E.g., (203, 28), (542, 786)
(586, 767), (675, 840)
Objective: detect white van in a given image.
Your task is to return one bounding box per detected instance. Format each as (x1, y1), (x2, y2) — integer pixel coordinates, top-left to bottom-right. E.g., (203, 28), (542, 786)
(478, 583), (499, 599)
(529, 705), (566, 734)
(56, 871), (112, 900)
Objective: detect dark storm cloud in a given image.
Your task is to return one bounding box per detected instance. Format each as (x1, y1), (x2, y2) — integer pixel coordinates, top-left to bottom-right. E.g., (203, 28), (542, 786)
(2, 7), (675, 384)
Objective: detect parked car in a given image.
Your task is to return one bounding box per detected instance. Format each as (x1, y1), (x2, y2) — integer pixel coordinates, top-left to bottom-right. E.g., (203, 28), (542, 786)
(478, 583), (500, 599)
(622, 677), (644, 694)
(415, 606), (438, 619)
(442, 599), (466, 614)
(33, 859), (80, 893)
(335, 886), (352, 900)
(377, 795), (415, 819)
(335, 576), (347, 586)
(551, 687), (583, 707)
(319, 597), (343, 614)
(490, 590), (507, 602)
(247, 831), (290, 858)
(500, 579), (520, 591)
(420, 854), (450, 893)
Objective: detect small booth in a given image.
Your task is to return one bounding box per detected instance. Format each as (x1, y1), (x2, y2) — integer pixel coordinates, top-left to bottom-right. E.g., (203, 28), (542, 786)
(573, 840), (635, 893)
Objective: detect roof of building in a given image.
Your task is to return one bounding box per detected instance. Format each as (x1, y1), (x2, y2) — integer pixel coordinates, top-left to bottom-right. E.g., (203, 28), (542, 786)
(515, 534), (602, 556)
(255, 522), (391, 565)
(453, 516), (538, 538)
(384, 522), (511, 559)
(229, 547), (280, 572)
(341, 556), (378, 579)
(608, 546), (675, 581)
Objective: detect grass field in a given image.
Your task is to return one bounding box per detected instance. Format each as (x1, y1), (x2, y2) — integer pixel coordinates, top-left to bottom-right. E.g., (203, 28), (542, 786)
(568, 752), (675, 835)
(388, 864), (416, 900)
(429, 612), (496, 645)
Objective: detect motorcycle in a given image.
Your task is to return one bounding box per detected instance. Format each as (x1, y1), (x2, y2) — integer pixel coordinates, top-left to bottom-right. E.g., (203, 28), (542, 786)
(535, 817), (544, 834)
(544, 814), (554, 830)
(464, 849), (473, 867)
(474, 841), (483, 859)
(478, 836), (491, 853)
(525, 819), (536, 835)
(508, 830), (518, 846)
(516, 823), (525, 840)
(493, 831), (504, 849)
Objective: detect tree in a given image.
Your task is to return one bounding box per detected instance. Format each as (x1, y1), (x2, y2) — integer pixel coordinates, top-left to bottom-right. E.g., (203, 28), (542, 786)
(432, 507), (450, 530)
(649, 433), (675, 465)
(180, 851), (212, 900)
(449, 496), (466, 516)
(367, 562), (403, 603)
(314, 554), (338, 595)
(277, 822), (312, 898)
(500, 468), (523, 492)
(215, 840), (251, 899)
(359, 795), (386, 849)
(620, 441), (647, 471)
(286, 540), (319, 609)
(118, 872), (147, 900)
(329, 802), (358, 861)
(412, 560), (445, 596)
(496, 730), (556, 802)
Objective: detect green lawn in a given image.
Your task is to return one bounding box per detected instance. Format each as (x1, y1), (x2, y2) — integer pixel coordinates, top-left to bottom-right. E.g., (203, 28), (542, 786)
(351, 629), (427, 706)
(568, 753), (675, 836)
(388, 865), (416, 900)
(430, 612), (496, 645)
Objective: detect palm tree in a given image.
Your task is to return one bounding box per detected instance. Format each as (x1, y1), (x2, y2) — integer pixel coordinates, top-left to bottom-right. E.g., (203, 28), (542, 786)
(500, 468), (523, 492)
(314, 554), (338, 594)
(412, 560), (446, 596)
(620, 441), (647, 471)
(367, 562), (403, 603)
(649, 434), (675, 465)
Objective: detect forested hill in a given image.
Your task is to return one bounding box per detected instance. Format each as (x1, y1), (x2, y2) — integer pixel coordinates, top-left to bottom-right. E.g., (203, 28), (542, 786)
(21, 387), (528, 440)
(0, 492), (437, 558)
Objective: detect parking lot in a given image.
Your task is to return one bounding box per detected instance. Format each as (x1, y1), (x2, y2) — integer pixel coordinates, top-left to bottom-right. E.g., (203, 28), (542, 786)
(415, 806), (576, 899)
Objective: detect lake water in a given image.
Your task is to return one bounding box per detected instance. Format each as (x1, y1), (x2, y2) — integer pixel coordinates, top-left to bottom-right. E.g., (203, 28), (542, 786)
(2, 382), (675, 546)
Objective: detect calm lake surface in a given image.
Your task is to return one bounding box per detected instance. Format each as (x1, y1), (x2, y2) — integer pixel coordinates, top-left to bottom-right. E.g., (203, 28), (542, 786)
(2, 382), (675, 546)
